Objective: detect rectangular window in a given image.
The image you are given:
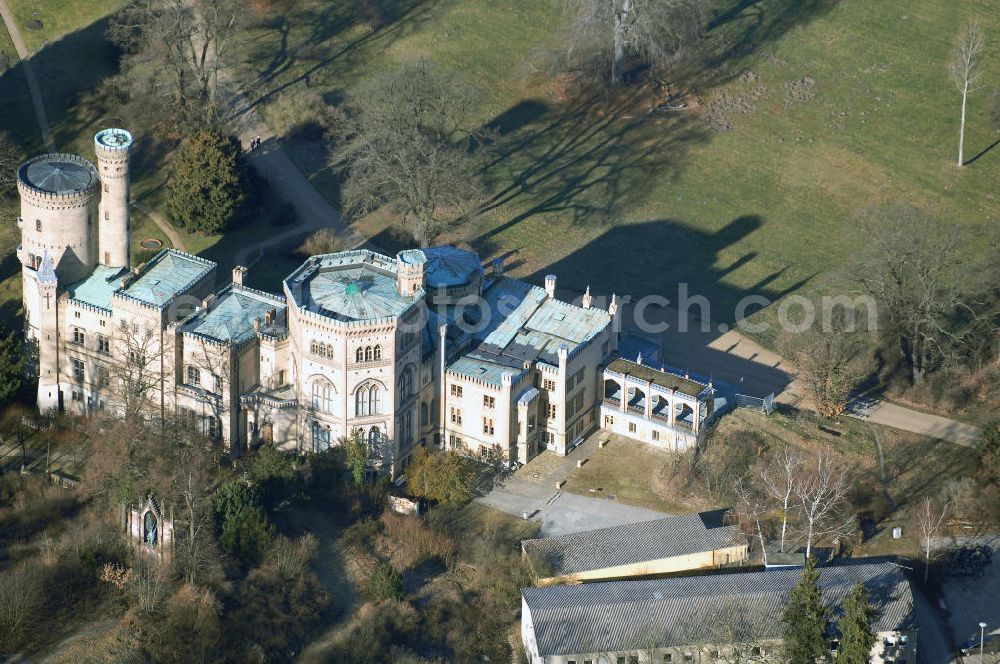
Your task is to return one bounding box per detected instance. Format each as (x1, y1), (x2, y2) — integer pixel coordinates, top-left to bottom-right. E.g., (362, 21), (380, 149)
(483, 395), (495, 409)
(628, 422), (637, 433)
(71, 358), (85, 381)
(96, 366), (110, 387)
(104, 210), (109, 220)
(72, 327), (85, 345)
(206, 416), (218, 439)
(104, 183), (109, 193)
(450, 407), (462, 426)
(547, 403), (557, 419)
(664, 656), (673, 663)
(629, 657), (639, 664)
(543, 378), (556, 391)
(214, 374), (223, 393)
(448, 434), (463, 448)
(35, 219), (41, 231)
(482, 417), (494, 435)
(450, 384), (463, 397)
(187, 365), (200, 385)
(604, 414), (614, 427)
(132, 323), (140, 335)
(71, 390), (80, 402)
(97, 335), (110, 353)
(652, 430), (660, 441)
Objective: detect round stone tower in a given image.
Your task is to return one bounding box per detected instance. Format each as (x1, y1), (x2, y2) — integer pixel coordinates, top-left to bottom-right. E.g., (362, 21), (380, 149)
(396, 249), (426, 297)
(94, 128), (133, 268)
(17, 152), (100, 283)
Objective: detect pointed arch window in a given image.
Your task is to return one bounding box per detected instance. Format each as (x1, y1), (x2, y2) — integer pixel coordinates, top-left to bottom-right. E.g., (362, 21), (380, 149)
(356, 347), (364, 363)
(364, 346), (373, 362)
(373, 345), (382, 361)
(312, 380), (333, 413)
(399, 367), (413, 401)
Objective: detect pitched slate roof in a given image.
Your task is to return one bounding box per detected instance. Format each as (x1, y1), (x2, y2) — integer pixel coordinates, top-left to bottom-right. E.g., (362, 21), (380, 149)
(182, 285), (286, 345)
(522, 560), (913, 658)
(120, 250), (215, 307)
(67, 265), (128, 310)
(522, 512), (745, 577)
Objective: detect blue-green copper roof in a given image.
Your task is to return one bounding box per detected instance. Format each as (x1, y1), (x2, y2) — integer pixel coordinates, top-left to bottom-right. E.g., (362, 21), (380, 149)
(121, 250), (215, 307)
(285, 250), (419, 322)
(66, 265), (128, 310)
(446, 276), (612, 383)
(421, 245), (483, 288)
(182, 286), (285, 345)
(18, 153), (99, 195)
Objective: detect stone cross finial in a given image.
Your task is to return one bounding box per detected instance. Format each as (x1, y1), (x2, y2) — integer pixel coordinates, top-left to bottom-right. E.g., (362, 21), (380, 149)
(609, 293), (618, 316)
(582, 285), (592, 309)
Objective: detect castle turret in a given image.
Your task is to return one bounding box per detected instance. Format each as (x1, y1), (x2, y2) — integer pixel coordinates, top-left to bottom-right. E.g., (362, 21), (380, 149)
(396, 249), (426, 297)
(94, 128), (133, 268)
(17, 153), (100, 282)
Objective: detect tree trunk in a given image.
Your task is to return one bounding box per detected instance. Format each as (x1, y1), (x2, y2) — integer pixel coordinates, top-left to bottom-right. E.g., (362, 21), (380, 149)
(611, 0), (630, 85)
(779, 512), (788, 553)
(958, 81), (968, 166)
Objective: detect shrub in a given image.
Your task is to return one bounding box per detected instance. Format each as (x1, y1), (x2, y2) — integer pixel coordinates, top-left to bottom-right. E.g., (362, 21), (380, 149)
(366, 561), (404, 601)
(215, 478), (274, 565)
(0, 564), (44, 652)
(297, 228), (343, 257)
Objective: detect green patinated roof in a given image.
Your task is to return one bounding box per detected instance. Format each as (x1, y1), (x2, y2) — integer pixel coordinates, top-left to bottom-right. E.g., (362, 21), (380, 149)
(285, 250), (419, 322)
(18, 153), (99, 195)
(607, 357), (707, 397)
(66, 265), (128, 310)
(121, 250), (215, 307)
(182, 286), (285, 345)
(447, 276), (612, 384)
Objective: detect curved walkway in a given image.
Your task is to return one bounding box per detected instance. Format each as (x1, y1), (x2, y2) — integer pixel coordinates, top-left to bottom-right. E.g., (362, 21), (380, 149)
(134, 201), (186, 252)
(0, 0), (56, 152)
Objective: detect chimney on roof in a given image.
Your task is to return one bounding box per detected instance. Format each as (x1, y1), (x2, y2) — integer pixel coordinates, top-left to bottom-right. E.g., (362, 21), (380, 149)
(264, 309), (275, 325)
(544, 274), (557, 298)
(492, 257), (504, 277)
(232, 265), (247, 286)
(202, 294), (215, 310)
(253, 317), (261, 332)
(582, 285), (592, 309)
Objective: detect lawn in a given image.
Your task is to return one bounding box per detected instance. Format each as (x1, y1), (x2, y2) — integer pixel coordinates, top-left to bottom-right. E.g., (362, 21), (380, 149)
(560, 432), (701, 514)
(237, 0), (1000, 339)
(3, 0), (127, 54)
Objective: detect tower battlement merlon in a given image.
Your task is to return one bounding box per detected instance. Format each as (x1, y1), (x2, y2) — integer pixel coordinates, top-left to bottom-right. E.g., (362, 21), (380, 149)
(94, 128), (134, 269)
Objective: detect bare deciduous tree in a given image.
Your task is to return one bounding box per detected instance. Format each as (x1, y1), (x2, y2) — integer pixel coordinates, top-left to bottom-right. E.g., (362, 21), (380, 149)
(337, 60), (489, 247)
(110, 320), (171, 425)
(917, 497), (948, 583)
(794, 451), (854, 559)
(760, 446), (800, 553)
(734, 478), (771, 566)
(949, 19), (985, 166)
(857, 206), (992, 385)
(567, 0), (706, 85)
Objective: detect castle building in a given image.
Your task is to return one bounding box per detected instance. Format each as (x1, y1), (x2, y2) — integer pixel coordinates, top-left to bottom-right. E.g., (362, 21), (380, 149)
(17, 131), (717, 476)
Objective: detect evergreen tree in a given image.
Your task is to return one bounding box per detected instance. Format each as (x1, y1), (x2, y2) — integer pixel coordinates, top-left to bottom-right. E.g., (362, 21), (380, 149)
(835, 581), (877, 664)
(0, 330), (23, 408)
(783, 556), (831, 664)
(167, 129), (246, 234)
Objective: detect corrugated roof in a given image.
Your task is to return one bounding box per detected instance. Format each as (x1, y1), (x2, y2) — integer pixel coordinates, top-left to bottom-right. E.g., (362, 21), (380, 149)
(121, 250), (215, 307)
(522, 512), (745, 577)
(522, 561), (913, 657)
(66, 265), (127, 310)
(182, 286), (285, 345)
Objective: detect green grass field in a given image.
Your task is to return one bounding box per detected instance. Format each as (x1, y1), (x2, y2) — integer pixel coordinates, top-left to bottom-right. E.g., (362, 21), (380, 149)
(4, 0), (127, 54)
(238, 0), (1000, 336)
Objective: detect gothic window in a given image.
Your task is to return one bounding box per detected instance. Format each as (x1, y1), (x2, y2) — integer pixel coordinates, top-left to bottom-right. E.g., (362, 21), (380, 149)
(368, 427), (380, 448)
(311, 421), (331, 452)
(187, 365), (201, 386)
(399, 367), (413, 401)
(420, 402), (429, 426)
(364, 346), (373, 362)
(373, 344), (382, 360)
(356, 347), (364, 363)
(206, 416), (219, 440)
(369, 386), (381, 414)
(355, 388), (367, 416)
(312, 381), (333, 413)
(143, 511), (157, 546)
(403, 411), (412, 445)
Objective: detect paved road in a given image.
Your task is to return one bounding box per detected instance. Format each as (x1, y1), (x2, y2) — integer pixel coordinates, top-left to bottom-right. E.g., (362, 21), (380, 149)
(477, 434), (670, 537)
(0, 0), (56, 152)
(216, 64), (365, 267)
(848, 399), (982, 448)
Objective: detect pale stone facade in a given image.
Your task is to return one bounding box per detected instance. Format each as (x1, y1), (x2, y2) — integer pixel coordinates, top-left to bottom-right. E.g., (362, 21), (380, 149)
(18, 132), (627, 476)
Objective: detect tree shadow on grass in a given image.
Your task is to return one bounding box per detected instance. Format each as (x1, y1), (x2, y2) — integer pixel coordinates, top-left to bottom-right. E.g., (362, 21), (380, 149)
(236, 0), (443, 116)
